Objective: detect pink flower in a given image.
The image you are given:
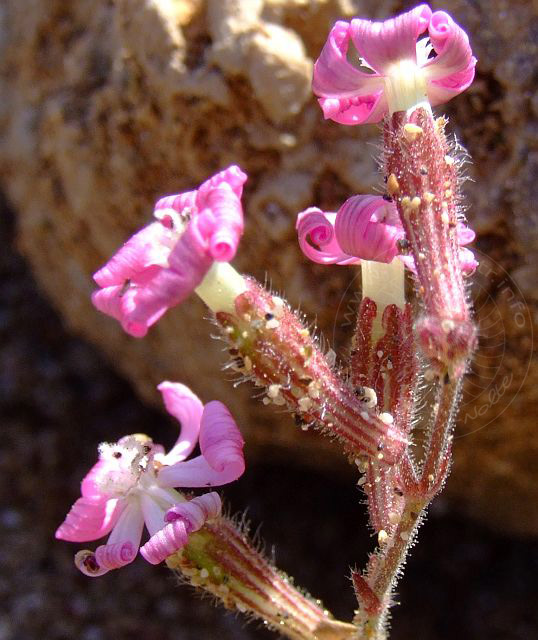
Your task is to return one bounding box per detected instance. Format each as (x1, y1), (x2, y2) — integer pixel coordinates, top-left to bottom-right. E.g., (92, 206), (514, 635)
(56, 382), (245, 576)
(297, 194), (477, 274)
(313, 4), (476, 125)
(92, 166), (247, 337)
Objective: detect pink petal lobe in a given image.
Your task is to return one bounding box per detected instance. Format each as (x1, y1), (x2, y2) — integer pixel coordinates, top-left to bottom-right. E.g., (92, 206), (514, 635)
(350, 4), (432, 75)
(157, 450), (244, 488)
(318, 91), (388, 125)
(55, 497), (122, 542)
(157, 381), (204, 464)
(91, 287), (155, 338)
(157, 402), (244, 488)
(296, 208), (358, 265)
(312, 20), (383, 99)
(81, 459), (111, 499)
(427, 61), (475, 106)
(91, 287), (125, 324)
(334, 195), (404, 263)
(121, 226), (213, 333)
(93, 223), (170, 287)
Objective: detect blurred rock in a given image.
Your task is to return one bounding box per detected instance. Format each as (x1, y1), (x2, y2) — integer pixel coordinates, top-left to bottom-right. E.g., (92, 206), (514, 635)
(0, 0), (536, 535)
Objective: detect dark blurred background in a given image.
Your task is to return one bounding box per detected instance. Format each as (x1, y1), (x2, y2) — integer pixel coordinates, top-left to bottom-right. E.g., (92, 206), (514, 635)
(2, 198), (537, 639)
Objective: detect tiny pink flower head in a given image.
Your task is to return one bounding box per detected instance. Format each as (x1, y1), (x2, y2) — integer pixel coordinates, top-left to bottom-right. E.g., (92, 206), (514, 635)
(92, 166), (247, 337)
(56, 382), (245, 576)
(313, 4), (476, 125)
(296, 194), (477, 273)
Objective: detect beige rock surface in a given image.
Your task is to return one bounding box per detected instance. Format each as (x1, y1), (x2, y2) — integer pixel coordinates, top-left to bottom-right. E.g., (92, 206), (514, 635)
(0, 0), (536, 534)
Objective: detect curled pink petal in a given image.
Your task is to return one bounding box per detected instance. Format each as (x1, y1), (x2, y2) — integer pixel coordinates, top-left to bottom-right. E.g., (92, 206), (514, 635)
(191, 207), (217, 243)
(296, 208), (358, 265)
(196, 164), (247, 201)
(165, 492), (222, 529)
(93, 223), (170, 288)
(157, 381), (204, 464)
(425, 11), (475, 77)
(141, 493), (221, 564)
(349, 4), (431, 75)
(139, 518), (189, 565)
(55, 497), (122, 542)
(312, 21), (384, 98)
(71, 504), (143, 577)
(203, 184), (244, 262)
(74, 541), (136, 577)
(154, 190), (196, 215)
(297, 193), (474, 277)
(95, 541), (136, 570)
(423, 11), (476, 103)
(199, 401), (245, 474)
(334, 195), (404, 263)
(75, 502), (145, 574)
(114, 285), (169, 337)
(92, 258), (169, 338)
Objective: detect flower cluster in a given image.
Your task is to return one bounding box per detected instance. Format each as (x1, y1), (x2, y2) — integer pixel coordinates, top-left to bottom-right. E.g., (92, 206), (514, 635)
(56, 382), (244, 576)
(56, 4), (479, 638)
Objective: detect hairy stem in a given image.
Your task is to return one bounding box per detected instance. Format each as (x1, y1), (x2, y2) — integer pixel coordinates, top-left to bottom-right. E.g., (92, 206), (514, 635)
(166, 515), (356, 640)
(354, 382), (462, 639)
(215, 277), (408, 463)
(420, 379), (461, 490)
